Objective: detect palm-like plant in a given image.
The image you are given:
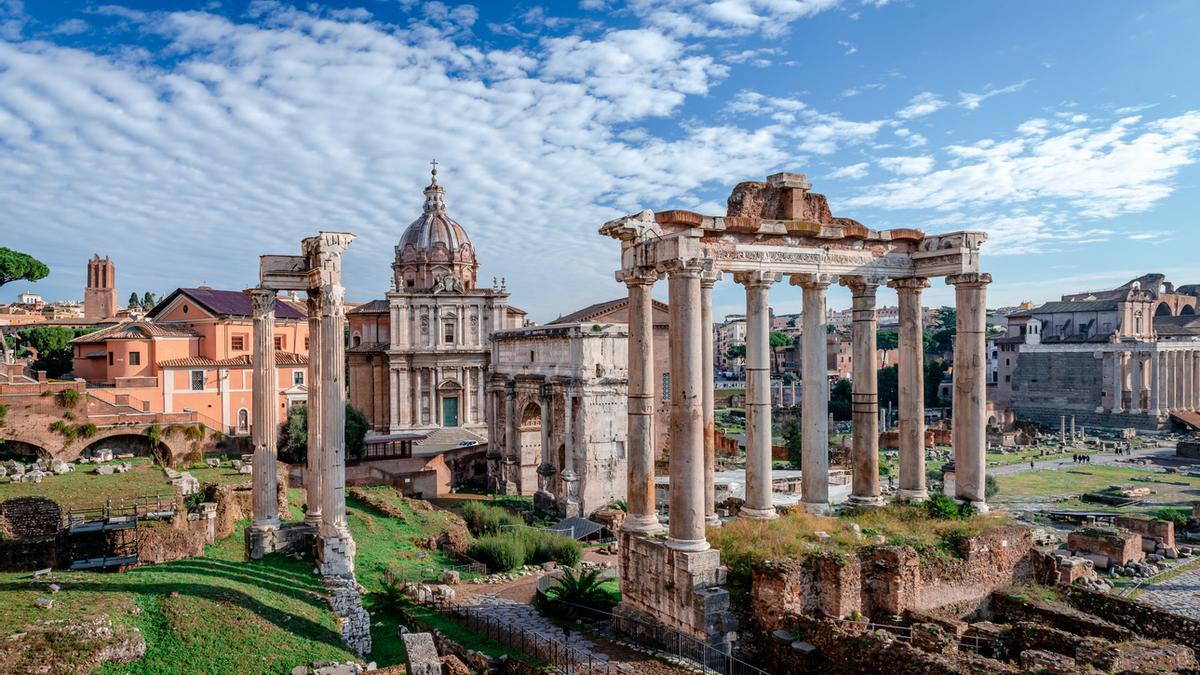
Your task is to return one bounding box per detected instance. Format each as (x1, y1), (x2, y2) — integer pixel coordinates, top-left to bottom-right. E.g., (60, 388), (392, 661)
(546, 568), (618, 619)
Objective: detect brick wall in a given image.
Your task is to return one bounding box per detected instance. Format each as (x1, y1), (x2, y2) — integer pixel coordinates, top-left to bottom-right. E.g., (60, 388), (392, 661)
(1114, 515), (1175, 549)
(1065, 586), (1200, 653)
(1066, 528), (1142, 566)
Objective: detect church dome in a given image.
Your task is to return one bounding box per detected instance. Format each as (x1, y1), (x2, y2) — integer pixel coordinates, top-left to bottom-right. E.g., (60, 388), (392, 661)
(393, 165), (478, 291)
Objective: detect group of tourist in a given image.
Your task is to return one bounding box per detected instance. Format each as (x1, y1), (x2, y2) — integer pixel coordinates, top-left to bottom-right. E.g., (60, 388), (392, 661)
(1071, 453), (1092, 464)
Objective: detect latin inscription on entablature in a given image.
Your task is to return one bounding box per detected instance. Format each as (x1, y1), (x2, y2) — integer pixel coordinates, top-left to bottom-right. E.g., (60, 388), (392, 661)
(707, 246), (914, 277)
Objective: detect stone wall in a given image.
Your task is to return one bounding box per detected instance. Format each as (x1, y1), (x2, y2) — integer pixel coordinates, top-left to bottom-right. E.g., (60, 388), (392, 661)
(988, 591), (1135, 641)
(614, 531), (736, 647)
(137, 523), (206, 564)
(1011, 350), (1165, 430)
(1066, 527), (1142, 567)
(0, 497), (63, 538)
(1179, 440), (1200, 459)
(749, 526), (1034, 628)
(1114, 515), (1175, 549)
(0, 536), (58, 572)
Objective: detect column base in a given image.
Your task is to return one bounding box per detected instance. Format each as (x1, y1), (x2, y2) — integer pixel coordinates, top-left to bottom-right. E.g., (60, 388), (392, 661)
(957, 499), (989, 513)
(738, 506), (779, 520)
(846, 495), (885, 507)
(665, 537), (710, 552)
(705, 513), (722, 528)
(621, 513), (664, 534)
(251, 516), (281, 531)
(895, 488), (929, 503)
(562, 498), (583, 519)
(800, 501), (830, 515)
(317, 533), (358, 577)
(304, 512), (323, 528)
(245, 522), (316, 561)
(1094, 406), (1105, 413)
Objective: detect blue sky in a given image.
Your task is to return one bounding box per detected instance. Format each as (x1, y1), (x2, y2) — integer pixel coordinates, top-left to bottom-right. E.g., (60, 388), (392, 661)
(2, 0), (1199, 322)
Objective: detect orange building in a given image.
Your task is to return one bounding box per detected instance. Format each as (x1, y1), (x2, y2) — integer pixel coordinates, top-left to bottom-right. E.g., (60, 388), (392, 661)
(71, 287), (309, 435)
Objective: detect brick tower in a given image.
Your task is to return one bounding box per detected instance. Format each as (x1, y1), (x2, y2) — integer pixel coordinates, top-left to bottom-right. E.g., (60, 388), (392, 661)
(84, 254), (116, 320)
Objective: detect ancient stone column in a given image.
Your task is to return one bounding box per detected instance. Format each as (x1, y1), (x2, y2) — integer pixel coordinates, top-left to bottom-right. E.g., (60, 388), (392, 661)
(1149, 350), (1162, 415)
(947, 273), (991, 511)
(1186, 351), (1195, 411)
(843, 276), (882, 506)
(664, 257), (709, 551)
(735, 270), (781, 520)
(305, 292), (323, 528)
(890, 278), (929, 502)
(248, 288), (280, 531)
(561, 388), (580, 516)
(793, 273), (832, 514)
(1130, 353), (1143, 413)
(397, 368), (410, 432)
(389, 367), (400, 431)
(536, 385), (554, 501)
(1059, 416), (1066, 444)
(701, 271), (721, 527)
(319, 279), (350, 539)
(1167, 351), (1178, 411)
(503, 382), (519, 494)
(1112, 351), (1125, 412)
(620, 269), (662, 534)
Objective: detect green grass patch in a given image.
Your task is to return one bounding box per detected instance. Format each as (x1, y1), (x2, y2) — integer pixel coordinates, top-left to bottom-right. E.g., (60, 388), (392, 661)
(995, 465), (1200, 499)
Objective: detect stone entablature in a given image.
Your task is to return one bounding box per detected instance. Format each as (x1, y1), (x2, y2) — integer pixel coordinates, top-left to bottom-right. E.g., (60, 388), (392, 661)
(488, 323), (629, 516)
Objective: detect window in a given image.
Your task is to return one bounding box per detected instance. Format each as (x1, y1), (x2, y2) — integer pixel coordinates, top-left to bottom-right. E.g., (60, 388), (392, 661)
(293, 370), (304, 386)
(108, 352), (114, 366)
(444, 321), (456, 344)
(129, 352), (141, 366)
(304, 337), (309, 350)
(190, 371), (205, 391)
(1005, 375), (1010, 382)
(274, 336), (285, 351)
(237, 409), (249, 433)
(662, 372), (671, 401)
(231, 335), (245, 351)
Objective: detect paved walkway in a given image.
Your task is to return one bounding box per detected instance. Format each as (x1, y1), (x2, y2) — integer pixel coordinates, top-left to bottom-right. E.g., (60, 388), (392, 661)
(1136, 565), (1200, 621)
(988, 443), (1177, 477)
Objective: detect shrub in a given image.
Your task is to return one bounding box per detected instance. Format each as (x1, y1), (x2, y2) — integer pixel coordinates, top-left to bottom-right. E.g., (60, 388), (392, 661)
(40, 389), (53, 397)
(49, 420), (76, 440)
(76, 422), (97, 439)
(0, 404), (6, 426)
(57, 388), (81, 408)
(62, 411), (75, 421)
(183, 424), (206, 442)
(547, 536), (582, 568)
(468, 535), (526, 572)
(183, 448), (203, 467)
(1152, 507), (1190, 527)
(985, 474), (999, 499)
(373, 573), (408, 615)
(925, 493), (959, 520)
(462, 501), (522, 537)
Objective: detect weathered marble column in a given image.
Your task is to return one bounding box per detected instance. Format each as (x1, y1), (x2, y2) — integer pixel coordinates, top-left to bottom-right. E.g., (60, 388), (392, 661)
(735, 270), (781, 519)
(701, 271), (721, 527)
(248, 288), (280, 531)
(413, 368), (423, 425)
(305, 292), (323, 527)
(843, 276), (883, 506)
(503, 381), (519, 494)
(389, 367), (400, 431)
(621, 269), (662, 533)
(1186, 350), (1195, 411)
(890, 278), (929, 502)
(1112, 351), (1125, 412)
(319, 282), (350, 539)
(664, 257), (709, 551)
(1130, 352), (1143, 413)
(1167, 351), (1178, 411)
(397, 368), (410, 432)
(536, 385), (554, 501)
(1149, 350), (1162, 416)
(793, 273), (832, 514)
(561, 388), (580, 516)
(947, 273), (991, 511)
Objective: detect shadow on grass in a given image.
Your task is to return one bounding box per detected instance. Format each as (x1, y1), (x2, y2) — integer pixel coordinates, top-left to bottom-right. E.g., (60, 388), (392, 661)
(149, 559), (325, 608)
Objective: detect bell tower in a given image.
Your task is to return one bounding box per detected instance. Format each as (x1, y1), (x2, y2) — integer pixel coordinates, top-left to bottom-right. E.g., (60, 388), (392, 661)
(84, 254), (116, 320)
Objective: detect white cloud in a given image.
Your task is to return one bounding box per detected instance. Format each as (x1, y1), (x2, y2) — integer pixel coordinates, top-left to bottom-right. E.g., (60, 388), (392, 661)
(893, 127), (927, 147)
(52, 18), (88, 35)
(841, 82), (882, 97)
(837, 39), (856, 55)
(896, 91), (945, 119)
(958, 80), (1028, 110)
(631, 0), (845, 38)
(878, 155), (934, 175)
(724, 46), (783, 67)
(726, 90), (886, 154)
(828, 162), (870, 179)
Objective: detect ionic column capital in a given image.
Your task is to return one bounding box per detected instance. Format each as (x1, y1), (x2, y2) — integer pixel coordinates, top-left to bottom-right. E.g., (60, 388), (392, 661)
(617, 267), (660, 288)
(946, 272), (992, 288)
(246, 288), (276, 317)
(732, 270), (782, 288)
(790, 272), (833, 289)
(657, 257), (711, 278)
(700, 268), (723, 288)
(887, 277), (931, 292)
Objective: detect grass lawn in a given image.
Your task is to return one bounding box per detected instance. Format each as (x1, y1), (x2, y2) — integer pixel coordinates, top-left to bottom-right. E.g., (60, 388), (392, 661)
(986, 449), (1075, 468)
(0, 457), (252, 511)
(994, 465), (1200, 499)
(0, 486), (514, 672)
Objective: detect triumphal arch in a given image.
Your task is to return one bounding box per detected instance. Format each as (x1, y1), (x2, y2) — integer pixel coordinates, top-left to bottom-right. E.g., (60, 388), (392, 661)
(603, 173), (989, 647)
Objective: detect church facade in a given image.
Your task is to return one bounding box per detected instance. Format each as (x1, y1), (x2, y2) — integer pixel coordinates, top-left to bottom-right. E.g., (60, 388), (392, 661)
(348, 169), (525, 435)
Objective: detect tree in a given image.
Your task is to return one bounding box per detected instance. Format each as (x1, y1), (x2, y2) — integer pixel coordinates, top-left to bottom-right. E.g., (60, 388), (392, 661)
(829, 378), (852, 420)
(0, 248), (49, 363)
(782, 417), (803, 468)
(877, 365), (899, 411)
(128, 292), (140, 309)
(726, 344), (746, 361)
(14, 326), (94, 378)
(769, 331), (793, 348)
(925, 358), (951, 408)
(279, 401), (369, 463)
(876, 329), (899, 350)
(142, 291), (155, 309)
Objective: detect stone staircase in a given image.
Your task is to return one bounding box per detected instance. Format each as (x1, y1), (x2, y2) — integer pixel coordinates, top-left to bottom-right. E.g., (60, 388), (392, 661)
(414, 427), (486, 448)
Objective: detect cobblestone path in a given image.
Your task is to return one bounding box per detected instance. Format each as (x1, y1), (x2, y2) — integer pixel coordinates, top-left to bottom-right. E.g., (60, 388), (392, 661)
(1137, 566), (1200, 620)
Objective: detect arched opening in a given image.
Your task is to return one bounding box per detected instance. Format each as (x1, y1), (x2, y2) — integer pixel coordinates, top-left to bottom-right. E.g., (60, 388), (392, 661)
(1182, 305), (1196, 316)
(518, 401), (543, 496)
(1155, 302), (1174, 317)
(351, 334), (362, 347)
(0, 439), (48, 460)
(237, 409), (249, 434)
(80, 434), (153, 459)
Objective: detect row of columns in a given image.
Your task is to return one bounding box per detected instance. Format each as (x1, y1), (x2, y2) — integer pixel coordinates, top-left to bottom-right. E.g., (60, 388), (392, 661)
(620, 262), (993, 549)
(1101, 348), (1200, 415)
(387, 365), (483, 429)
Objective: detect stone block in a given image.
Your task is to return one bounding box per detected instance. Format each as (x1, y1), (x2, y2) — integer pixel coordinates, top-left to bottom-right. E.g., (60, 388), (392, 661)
(401, 632), (440, 675)
(1068, 528), (1142, 567)
(206, 458), (221, 468)
(239, 464), (253, 475)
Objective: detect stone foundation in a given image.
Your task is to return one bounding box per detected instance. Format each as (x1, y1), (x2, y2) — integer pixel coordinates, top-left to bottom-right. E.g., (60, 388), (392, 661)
(244, 522), (317, 560)
(323, 574), (372, 657)
(1066, 527), (1142, 568)
(614, 530), (737, 648)
(317, 533), (357, 577)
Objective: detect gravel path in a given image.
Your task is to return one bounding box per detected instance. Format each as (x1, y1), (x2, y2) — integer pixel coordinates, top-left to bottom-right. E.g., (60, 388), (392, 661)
(987, 443), (1177, 476)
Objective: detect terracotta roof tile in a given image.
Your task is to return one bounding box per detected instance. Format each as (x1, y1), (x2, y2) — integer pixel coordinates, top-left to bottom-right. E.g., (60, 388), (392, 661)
(71, 321), (199, 344)
(159, 351), (308, 368)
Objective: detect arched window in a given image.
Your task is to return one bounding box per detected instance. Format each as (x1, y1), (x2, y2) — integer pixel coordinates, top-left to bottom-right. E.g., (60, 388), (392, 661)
(237, 408), (249, 433)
